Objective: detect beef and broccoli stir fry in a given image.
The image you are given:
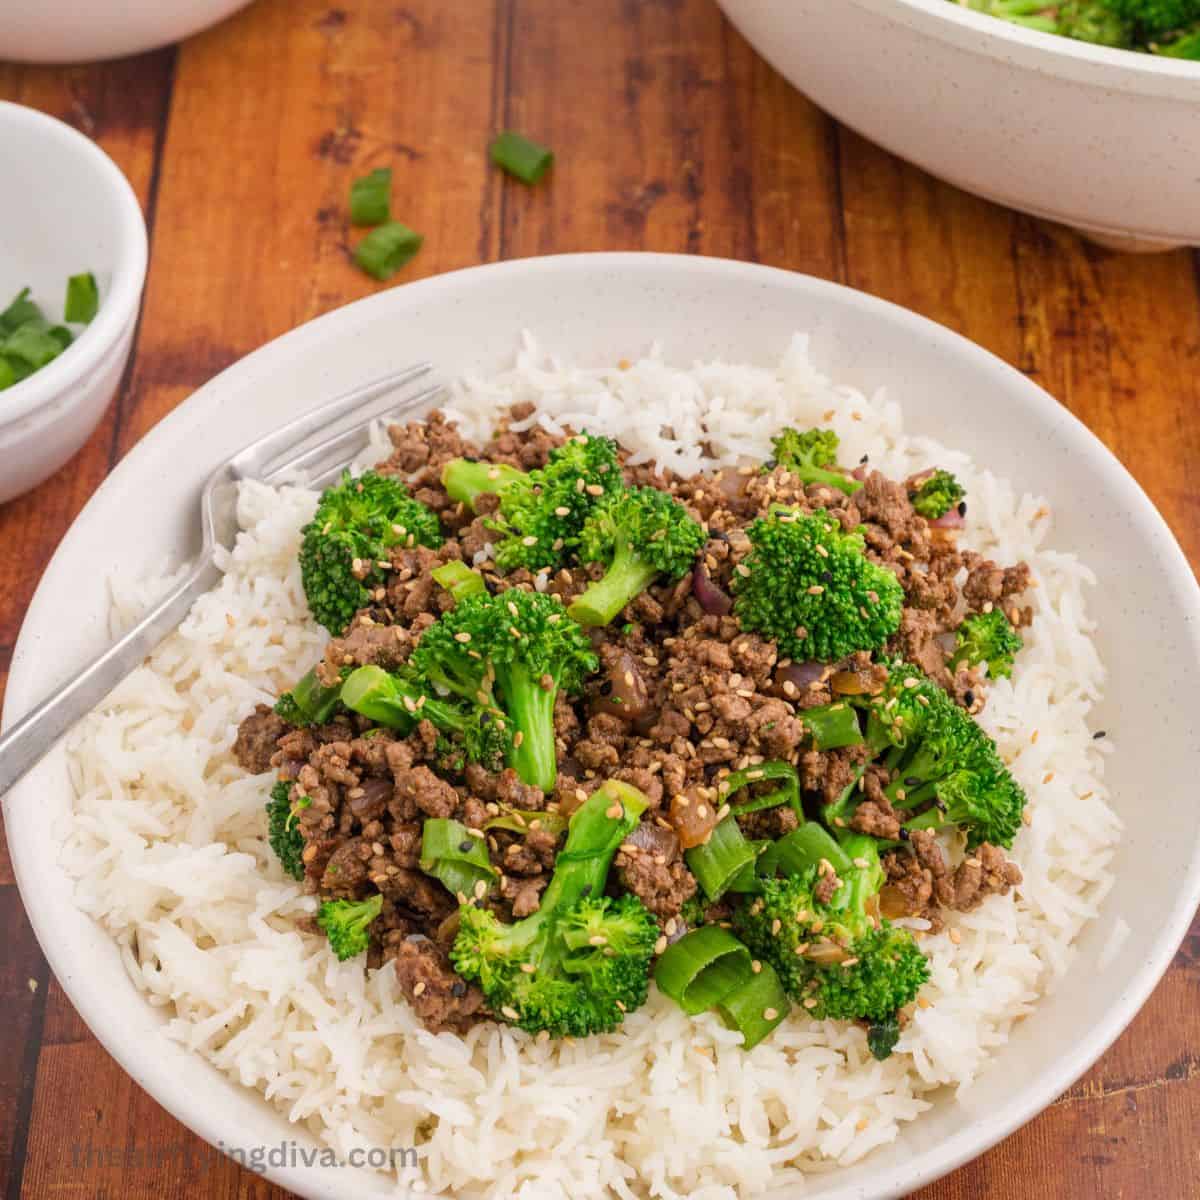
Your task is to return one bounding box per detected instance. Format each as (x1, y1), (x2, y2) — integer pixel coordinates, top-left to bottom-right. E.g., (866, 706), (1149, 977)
(234, 408), (1031, 1054)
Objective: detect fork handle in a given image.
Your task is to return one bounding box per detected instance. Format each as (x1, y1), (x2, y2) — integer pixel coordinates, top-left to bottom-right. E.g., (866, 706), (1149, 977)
(0, 554), (222, 802)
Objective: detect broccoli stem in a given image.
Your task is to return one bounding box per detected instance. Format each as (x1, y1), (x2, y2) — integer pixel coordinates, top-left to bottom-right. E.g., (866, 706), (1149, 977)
(441, 459), (525, 510)
(884, 745), (943, 807)
(497, 662), (560, 792)
(568, 542), (660, 627)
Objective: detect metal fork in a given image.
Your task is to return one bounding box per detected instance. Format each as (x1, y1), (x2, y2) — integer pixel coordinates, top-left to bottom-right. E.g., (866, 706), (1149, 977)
(0, 363), (444, 801)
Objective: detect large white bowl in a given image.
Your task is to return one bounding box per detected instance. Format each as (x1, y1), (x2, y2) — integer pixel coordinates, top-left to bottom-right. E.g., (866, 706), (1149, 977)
(5, 254), (1200, 1199)
(0, 102), (148, 505)
(2, 0), (255, 64)
(716, 0), (1200, 250)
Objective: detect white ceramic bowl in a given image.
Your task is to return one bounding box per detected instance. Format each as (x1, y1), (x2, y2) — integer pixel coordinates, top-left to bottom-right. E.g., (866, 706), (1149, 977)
(0, 102), (147, 505)
(715, 0), (1200, 250)
(2, 0), (256, 64)
(5, 254), (1200, 1198)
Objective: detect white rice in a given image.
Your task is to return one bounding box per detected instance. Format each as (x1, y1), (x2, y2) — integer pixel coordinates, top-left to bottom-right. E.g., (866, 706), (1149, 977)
(62, 334), (1121, 1197)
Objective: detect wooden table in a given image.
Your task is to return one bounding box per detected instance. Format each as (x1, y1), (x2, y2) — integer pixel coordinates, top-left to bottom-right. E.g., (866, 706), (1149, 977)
(2, 1), (1198, 1196)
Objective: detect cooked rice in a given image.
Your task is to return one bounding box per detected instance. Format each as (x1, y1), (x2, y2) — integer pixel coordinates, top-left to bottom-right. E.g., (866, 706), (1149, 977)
(61, 334), (1121, 1196)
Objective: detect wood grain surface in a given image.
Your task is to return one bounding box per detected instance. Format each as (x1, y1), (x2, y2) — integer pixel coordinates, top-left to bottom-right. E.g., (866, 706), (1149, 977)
(2, 1), (1198, 1196)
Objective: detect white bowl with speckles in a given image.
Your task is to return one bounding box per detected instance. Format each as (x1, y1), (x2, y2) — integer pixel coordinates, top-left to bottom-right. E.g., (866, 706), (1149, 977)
(4, 254), (1200, 1198)
(716, 0), (1200, 250)
(2, 0), (256, 63)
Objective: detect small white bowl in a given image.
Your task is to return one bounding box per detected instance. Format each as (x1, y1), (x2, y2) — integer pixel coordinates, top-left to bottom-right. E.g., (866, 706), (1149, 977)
(0, 102), (147, 505)
(2, 0), (256, 64)
(715, 0), (1200, 250)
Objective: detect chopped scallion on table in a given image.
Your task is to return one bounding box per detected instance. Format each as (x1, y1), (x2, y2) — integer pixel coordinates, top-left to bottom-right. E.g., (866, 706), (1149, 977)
(489, 131), (554, 185)
(64, 272), (100, 323)
(354, 222), (424, 281)
(349, 167), (393, 226)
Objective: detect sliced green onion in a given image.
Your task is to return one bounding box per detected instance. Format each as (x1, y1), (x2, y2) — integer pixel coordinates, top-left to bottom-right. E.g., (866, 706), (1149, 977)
(801, 703), (864, 750)
(0, 358), (14, 390)
(489, 131), (554, 185)
(726, 840), (768, 894)
(432, 560), (487, 603)
(713, 958), (790, 1050)
(281, 667), (344, 725)
(0, 288), (40, 336)
(685, 816), (758, 901)
(354, 221), (424, 281)
(719, 761), (801, 818)
(350, 167), (392, 226)
(341, 664), (421, 730)
(762, 821), (855, 878)
(420, 817), (495, 900)
(483, 807), (568, 838)
(3, 320), (67, 370)
(48, 324), (73, 351)
(654, 926), (752, 1014)
(64, 272), (99, 323)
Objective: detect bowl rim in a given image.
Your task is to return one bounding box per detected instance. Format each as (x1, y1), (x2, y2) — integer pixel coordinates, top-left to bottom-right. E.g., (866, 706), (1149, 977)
(5, 252), (1200, 1199)
(0, 100), (148, 428)
(872, 0), (1200, 76)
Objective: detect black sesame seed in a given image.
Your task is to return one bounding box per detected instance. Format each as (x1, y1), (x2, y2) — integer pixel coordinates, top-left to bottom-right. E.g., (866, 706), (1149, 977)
(598, 679), (613, 696)
(1093, 730), (1107, 740)
(458, 840), (474, 853)
(451, 981), (468, 997)
(957, 501), (967, 517)
(580, 884), (593, 897)
(903, 776), (922, 788)
(963, 690), (975, 707)
(898, 827), (911, 841)
(859, 454), (869, 465)
(462, 455), (478, 463)
(822, 570), (833, 584)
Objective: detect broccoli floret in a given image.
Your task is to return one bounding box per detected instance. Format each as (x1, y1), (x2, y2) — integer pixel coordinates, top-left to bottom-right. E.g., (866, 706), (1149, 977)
(317, 894), (384, 961)
(341, 663), (511, 771)
(830, 661), (1027, 849)
(768, 426), (862, 496)
(274, 666), (344, 726)
(265, 780), (306, 880)
(441, 435), (623, 573)
(908, 469), (965, 520)
(411, 589), (596, 792)
(567, 487), (707, 627)
(731, 507), (904, 662)
(733, 837), (929, 1022)
(1055, 0), (1133, 43)
(1106, 0), (1200, 34)
(451, 781), (659, 1037)
(299, 470), (442, 634)
(949, 609), (1024, 680)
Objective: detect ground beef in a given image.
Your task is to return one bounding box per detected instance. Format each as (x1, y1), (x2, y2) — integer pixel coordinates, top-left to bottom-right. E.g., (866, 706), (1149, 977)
(385, 935), (485, 1032)
(240, 403), (1039, 1037)
(613, 820), (697, 920)
(232, 705), (286, 773)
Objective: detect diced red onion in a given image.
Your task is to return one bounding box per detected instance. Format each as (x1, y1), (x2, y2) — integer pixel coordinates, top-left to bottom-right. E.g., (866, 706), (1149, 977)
(929, 508), (964, 529)
(778, 661), (824, 691)
(691, 562), (733, 615)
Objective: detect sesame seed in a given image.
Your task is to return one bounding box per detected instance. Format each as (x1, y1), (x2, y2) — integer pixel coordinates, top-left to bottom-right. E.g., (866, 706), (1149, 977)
(454, 631), (472, 643)
(751, 960), (762, 974)
(1022, 808), (1033, 825)
(815, 544), (829, 558)
(536, 1029), (550, 1043)
(1043, 771), (1054, 784)
(949, 928), (962, 945)
(586, 483), (604, 496)
(771, 919), (782, 935)
(841, 957), (859, 968)
(853, 856), (869, 869)
(654, 935), (668, 954)
(1031, 729), (1040, 744)
(554, 505), (570, 517)
(735, 564), (751, 577)
(802, 997), (818, 1010)
(762, 1007), (779, 1022)
(521, 535), (538, 547)
(589, 934), (608, 946)
(501, 1005), (520, 1020)
(473, 880), (487, 900)
(695, 804), (708, 819)
(606, 803), (623, 819)
(806, 585), (825, 595)
(513, 730), (525, 748)
(917, 996), (931, 1010)
(413, 981), (427, 996)
(615, 1000), (627, 1012)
